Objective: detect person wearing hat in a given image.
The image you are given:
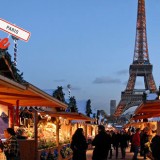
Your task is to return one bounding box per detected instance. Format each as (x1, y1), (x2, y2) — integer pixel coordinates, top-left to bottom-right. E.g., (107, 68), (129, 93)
(92, 125), (111, 160)
(3, 128), (20, 160)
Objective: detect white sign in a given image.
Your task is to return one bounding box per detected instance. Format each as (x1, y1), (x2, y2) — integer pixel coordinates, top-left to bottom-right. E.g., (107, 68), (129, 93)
(0, 18), (31, 42)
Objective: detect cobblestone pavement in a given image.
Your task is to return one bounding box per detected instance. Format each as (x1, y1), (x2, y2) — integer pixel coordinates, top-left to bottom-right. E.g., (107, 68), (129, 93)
(86, 146), (151, 160)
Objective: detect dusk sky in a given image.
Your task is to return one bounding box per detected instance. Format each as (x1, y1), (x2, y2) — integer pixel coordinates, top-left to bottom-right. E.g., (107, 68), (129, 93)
(1, 0), (160, 114)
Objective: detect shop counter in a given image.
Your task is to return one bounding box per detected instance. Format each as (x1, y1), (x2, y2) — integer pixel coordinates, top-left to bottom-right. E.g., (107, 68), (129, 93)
(18, 139), (36, 160)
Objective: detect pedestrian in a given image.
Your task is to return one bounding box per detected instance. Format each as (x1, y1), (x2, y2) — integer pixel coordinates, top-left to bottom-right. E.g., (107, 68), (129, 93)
(71, 128), (88, 160)
(119, 130), (128, 159)
(150, 134), (160, 160)
(108, 130), (114, 159)
(112, 130), (120, 159)
(3, 128), (20, 160)
(140, 128), (149, 159)
(130, 128), (135, 153)
(140, 129), (144, 156)
(92, 125), (111, 160)
(132, 128), (141, 160)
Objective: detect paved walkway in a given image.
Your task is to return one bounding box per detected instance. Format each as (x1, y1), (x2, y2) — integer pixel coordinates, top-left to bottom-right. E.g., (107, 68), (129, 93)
(86, 146), (151, 160)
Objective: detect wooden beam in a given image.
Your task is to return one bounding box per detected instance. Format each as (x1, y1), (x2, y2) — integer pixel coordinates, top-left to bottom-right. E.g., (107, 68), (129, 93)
(0, 75), (26, 91)
(133, 114), (160, 120)
(0, 100), (13, 106)
(138, 110), (160, 114)
(0, 92), (40, 98)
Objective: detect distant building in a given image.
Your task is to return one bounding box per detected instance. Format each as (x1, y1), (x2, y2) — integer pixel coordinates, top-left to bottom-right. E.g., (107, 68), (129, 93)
(110, 100), (116, 115)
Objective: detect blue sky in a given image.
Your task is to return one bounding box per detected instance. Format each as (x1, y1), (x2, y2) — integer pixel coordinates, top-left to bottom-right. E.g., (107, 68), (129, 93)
(1, 0), (160, 114)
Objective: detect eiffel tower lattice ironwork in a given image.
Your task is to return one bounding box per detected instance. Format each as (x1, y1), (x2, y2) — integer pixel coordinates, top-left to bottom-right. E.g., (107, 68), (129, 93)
(114, 0), (157, 117)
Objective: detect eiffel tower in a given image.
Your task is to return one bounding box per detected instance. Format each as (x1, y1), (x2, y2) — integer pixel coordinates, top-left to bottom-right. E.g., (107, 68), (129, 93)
(114, 0), (157, 117)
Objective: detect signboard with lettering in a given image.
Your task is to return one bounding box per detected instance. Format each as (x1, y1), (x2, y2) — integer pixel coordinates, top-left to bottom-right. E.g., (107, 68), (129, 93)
(0, 18), (31, 42)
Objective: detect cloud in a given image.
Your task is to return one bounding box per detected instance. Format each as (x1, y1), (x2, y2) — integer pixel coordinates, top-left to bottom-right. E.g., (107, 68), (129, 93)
(117, 69), (128, 75)
(93, 76), (121, 84)
(53, 79), (65, 82)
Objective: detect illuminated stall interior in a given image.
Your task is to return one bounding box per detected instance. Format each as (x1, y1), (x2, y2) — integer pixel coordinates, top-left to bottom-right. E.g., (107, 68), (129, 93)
(125, 99), (160, 138)
(36, 111), (94, 160)
(38, 111), (94, 141)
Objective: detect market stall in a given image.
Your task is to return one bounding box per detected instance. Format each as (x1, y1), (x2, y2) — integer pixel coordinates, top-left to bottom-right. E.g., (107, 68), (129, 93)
(124, 98), (160, 156)
(125, 121), (158, 133)
(130, 99), (160, 134)
(36, 111), (94, 160)
(34, 113), (70, 160)
(0, 75), (67, 160)
(132, 100), (160, 120)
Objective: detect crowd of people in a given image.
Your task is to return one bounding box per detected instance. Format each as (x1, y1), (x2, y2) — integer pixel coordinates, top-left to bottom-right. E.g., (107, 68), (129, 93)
(71, 125), (130, 160)
(71, 125), (160, 160)
(0, 126), (160, 160)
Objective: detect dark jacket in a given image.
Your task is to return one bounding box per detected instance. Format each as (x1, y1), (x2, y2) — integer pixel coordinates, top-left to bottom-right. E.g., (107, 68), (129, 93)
(71, 133), (88, 160)
(112, 133), (120, 147)
(141, 132), (149, 149)
(92, 131), (111, 160)
(119, 133), (128, 148)
(151, 135), (160, 159)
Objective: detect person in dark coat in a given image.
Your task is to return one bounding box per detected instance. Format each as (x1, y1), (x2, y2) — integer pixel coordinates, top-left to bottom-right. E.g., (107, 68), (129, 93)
(92, 125), (111, 160)
(119, 130), (128, 159)
(112, 131), (120, 159)
(150, 134), (160, 160)
(130, 132), (135, 153)
(71, 128), (88, 160)
(140, 129), (144, 156)
(108, 130), (114, 159)
(140, 129), (149, 159)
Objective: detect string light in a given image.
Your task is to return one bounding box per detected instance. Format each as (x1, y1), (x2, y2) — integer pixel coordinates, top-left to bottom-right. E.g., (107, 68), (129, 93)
(12, 36), (19, 66)
(67, 84), (71, 99)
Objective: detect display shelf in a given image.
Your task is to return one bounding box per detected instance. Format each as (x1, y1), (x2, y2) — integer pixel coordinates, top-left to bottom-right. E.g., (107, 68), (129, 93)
(59, 144), (73, 160)
(37, 146), (58, 160)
